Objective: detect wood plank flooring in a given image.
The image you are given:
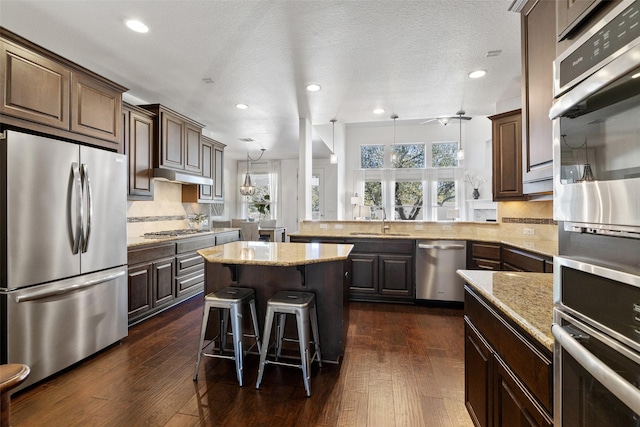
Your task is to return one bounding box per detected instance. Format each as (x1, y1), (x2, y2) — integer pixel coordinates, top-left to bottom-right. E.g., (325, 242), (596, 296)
(9, 297), (473, 427)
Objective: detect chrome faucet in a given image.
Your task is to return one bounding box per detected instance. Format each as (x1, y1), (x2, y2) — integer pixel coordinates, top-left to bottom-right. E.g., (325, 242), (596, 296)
(381, 207), (391, 234)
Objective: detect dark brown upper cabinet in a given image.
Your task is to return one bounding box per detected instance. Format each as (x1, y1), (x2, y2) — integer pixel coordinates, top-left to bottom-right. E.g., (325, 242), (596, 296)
(520, 0), (555, 196)
(182, 135), (226, 204)
(123, 102), (155, 200)
(0, 28), (126, 151)
(140, 104), (203, 175)
(489, 110), (527, 201)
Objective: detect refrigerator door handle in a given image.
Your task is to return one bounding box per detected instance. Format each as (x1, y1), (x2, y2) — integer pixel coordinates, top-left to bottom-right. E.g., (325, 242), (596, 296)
(71, 162), (83, 255)
(81, 163), (93, 253)
(14, 270), (126, 303)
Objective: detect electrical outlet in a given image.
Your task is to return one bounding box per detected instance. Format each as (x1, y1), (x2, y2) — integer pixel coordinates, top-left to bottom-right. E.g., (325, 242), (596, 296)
(442, 225), (452, 231)
(523, 228), (535, 235)
(319, 224), (328, 229)
(335, 224), (343, 229)
(414, 224), (424, 230)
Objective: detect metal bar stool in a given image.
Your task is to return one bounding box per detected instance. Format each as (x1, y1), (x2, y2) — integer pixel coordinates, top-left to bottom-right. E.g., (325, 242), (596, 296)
(256, 291), (321, 396)
(193, 287), (261, 386)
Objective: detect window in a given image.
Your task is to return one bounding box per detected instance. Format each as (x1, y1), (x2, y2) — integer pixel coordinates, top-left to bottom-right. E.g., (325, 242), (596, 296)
(355, 141), (463, 221)
(238, 161), (280, 221)
(392, 143), (425, 168)
(394, 181), (423, 220)
(432, 142), (458, 167)
(360, 145), (384, 168)
(245, 173), (270, 220)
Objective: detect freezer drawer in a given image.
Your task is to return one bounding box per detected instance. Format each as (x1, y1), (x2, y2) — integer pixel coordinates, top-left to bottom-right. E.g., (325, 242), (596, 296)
(0, 266), (128, 392)
(415, 240), (467, 302)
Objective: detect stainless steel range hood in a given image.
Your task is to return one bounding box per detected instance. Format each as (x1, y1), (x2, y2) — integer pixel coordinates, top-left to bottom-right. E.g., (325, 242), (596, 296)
(153, 168), (213, 186)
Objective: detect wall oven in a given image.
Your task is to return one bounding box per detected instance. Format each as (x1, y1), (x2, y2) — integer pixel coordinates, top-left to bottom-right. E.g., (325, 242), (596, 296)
(550, 0), (640, 238)
(552, 256), (640, 426)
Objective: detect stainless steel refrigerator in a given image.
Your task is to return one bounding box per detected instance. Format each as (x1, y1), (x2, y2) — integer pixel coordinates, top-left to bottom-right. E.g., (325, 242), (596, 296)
(0, 130), (128, 391)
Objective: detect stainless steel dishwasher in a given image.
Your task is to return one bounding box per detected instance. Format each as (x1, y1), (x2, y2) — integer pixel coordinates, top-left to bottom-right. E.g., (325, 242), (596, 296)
(415, 240), (467, 302)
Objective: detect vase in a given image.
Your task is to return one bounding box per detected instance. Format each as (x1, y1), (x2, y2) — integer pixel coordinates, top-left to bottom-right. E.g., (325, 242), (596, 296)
(472, 188), (480, 200)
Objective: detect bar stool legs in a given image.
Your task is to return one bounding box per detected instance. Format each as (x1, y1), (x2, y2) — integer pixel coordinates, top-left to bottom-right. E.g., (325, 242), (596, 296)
(193, 287), (261, 386)
(256, 291), (321, 397)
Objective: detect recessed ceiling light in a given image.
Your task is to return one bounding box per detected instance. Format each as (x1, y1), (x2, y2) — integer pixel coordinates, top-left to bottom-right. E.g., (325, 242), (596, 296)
(373, 108), (385, 114)
(235, 103), (249, 109)
(468, 69), (487, 79)
(125, 19), (149, 33)
(306, 83), (321, 92)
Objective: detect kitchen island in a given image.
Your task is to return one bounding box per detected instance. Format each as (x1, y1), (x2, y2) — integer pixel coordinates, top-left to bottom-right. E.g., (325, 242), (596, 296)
(458, 270), (554, 426)
(198, 241), (354, 362)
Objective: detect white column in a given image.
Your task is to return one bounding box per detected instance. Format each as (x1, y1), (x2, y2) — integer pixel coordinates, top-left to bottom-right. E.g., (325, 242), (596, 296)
(298, 118), (313, 222)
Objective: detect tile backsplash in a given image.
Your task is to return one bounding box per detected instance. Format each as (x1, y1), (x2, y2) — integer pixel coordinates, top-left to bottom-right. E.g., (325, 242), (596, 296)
(127, 181), (207, 236)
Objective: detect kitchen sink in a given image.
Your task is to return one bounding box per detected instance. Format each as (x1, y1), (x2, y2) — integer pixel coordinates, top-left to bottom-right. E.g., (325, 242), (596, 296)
(349, 232), (410, 236)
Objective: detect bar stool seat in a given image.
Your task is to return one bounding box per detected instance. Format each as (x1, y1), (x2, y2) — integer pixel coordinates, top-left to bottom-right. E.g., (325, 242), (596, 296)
(1, 363), (30, 427)
(193, 287), (261, 386)
(256, 291), (321, 396)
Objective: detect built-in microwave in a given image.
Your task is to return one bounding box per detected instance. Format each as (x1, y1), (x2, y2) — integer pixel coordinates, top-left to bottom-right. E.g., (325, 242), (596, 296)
(550, 0), (640, 238)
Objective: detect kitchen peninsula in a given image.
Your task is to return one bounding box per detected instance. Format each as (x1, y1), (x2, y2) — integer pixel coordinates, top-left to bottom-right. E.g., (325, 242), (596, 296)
(198, 241), (353, 362)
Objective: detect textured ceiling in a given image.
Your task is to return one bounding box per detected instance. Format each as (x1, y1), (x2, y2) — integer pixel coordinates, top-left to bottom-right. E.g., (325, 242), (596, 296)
(0, 0), (522, 160)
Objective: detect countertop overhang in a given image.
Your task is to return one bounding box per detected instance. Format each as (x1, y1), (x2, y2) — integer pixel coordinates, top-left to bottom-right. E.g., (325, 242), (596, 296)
(457, 269), (554, 352)
(198, 241), (354, 267)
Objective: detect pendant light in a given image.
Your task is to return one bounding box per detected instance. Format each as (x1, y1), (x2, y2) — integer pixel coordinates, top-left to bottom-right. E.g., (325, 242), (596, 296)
(456, 110), (465, 161)
(330, 119), (338, 164)
(390, 114), (398, 163)
(239, 148), (266, 196)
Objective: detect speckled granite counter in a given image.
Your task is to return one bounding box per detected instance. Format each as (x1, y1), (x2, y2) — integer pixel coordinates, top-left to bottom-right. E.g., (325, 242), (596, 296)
(457, 270), (553, 351)
(127, 228), (239, 248)
(289, 231), (557, 258)
(198, 241), (353, 266)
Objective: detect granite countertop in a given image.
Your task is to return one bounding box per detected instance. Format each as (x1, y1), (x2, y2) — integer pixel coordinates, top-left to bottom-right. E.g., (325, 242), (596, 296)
(198, 241), (354, 267)
(127, 228), (240, 248)
(289, 231), (557, 258)
(457, 270), (554, 352)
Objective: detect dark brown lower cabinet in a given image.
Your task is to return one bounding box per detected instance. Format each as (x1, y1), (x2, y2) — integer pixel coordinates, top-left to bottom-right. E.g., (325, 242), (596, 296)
(494, 358), (552, 427)
(464, 286), (553, 427)
(127, 231), (239, 325)
(290, 236), (415, 303)
(465, 319), (493, 427)
(153, 256), (175, 307)
(127, 263), (152, 319)
(347, 239), (414, 303)
(349, 253), (378, 295)
(127, 256), (176, 323)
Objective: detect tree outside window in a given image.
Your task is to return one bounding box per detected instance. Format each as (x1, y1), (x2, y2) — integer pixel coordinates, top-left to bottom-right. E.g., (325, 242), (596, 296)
(432, 142), (458, 167)
(392, 144), (425, 168)
(360, 145), (384, 168)
(394, 181), (423, 220)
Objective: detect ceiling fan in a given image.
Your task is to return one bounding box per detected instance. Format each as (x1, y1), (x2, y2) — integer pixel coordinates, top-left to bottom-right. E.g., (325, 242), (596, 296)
(420, 110), (472, 125)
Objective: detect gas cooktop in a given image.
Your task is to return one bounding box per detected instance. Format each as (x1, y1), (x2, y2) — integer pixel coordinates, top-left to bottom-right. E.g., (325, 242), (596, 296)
(143, 229), (210, 238)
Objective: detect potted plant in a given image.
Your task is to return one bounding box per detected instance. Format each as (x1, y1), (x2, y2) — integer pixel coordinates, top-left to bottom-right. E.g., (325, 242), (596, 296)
(190, 213), (209, 229)
(254, 195), (270, 218)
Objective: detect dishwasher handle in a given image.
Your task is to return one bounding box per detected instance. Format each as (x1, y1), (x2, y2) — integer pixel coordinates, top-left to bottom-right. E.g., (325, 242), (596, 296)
(418, 243), (466, 250)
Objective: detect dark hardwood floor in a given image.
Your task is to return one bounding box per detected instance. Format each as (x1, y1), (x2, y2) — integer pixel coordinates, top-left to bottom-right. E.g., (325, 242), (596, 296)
(10, 297), (473, 426)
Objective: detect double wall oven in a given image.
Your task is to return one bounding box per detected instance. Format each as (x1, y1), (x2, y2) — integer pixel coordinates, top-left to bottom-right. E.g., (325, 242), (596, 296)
(550, 0), (640, 425)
